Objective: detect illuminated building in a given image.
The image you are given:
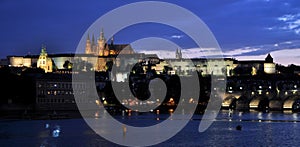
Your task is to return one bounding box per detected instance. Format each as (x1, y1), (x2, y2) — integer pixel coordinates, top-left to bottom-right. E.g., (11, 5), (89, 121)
(35, 73), (106, 110)
(7, 56), (35, 67)
(231, 54), (276, 76)
(264, 53), (276, 74)
(37, 46), (53, 73)
(85, 29), (134, 56)
(6, 29), (276, 77)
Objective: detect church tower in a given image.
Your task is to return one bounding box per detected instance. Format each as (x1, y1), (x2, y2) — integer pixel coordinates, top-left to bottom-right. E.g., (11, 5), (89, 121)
(265, 53), (273, 63)
(37, 46), (52, 73)
(85, 34), (92, 54)
(179, 49), (182, 59)
(98, 28), (106, 56)
(91, 34), (96, 54)
(175, 48), (182, 59)
(264, 53), (275, 74)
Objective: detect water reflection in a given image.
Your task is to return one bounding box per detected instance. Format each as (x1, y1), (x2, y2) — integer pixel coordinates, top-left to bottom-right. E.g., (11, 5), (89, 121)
(45, 123), (49, 129)
(2, 111), (300, 146)
(292, 113), (298, 120)
(52, 125), (60, 138)
(257, 112), (263, 120)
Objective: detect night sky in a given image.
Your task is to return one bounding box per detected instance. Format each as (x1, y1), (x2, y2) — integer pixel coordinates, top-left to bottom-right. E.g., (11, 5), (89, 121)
(1, 0), (300, 65)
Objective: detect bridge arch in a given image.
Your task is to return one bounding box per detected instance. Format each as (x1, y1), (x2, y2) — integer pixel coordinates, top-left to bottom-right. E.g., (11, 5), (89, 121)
(283, 95), (300, 112)
(221, 96), (237, 109)
(268, 99), (283, 111)
(249, 96), (269, 111)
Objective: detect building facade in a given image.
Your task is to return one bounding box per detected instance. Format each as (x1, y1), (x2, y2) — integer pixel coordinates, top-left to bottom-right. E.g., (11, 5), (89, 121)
(37, 47), (53, 73)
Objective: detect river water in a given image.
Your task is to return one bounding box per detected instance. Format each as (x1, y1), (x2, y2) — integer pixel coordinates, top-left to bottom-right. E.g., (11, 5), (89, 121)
(1, 110), (300, 146)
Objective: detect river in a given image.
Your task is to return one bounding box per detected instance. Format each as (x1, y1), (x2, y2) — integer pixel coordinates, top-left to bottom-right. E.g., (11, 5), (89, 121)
(0, 110), (300, 146)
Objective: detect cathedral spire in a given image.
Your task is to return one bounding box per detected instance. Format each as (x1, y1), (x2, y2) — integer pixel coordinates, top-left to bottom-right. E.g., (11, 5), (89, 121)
(110, 36), (114, 45)
(85, 33), (92, 54)
(175, 48), (182, 59)
(100, 28), (105, 40)
(179, 49), (182, 59)
(92, 34), (95, 45)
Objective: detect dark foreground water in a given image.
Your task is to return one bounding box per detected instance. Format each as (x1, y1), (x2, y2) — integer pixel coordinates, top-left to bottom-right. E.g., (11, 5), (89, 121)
(1, 110), (300, 146)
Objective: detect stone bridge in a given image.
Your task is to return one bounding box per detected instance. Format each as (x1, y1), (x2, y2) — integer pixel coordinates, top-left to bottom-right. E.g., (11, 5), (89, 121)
(221, 94), (300, 112)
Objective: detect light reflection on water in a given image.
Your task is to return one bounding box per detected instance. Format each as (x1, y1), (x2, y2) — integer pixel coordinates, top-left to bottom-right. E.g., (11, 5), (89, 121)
(0, 110), (300, 146)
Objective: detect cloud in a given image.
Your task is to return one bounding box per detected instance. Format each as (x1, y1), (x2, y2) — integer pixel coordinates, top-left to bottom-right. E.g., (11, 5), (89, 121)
(138, 46), (260, 59)
(222, 47), (260, 56)
(138, 39), (300, 66)
(272, 13), (300, 34)
(170, 35), (184, 39)
(277, 14), (298, 22)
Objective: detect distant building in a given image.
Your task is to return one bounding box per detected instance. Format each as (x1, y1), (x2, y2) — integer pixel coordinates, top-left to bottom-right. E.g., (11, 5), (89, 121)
(264, 53), (276, 74)
(35, 73), (106, 110)
(7, 55), (36, 68)
(6, 29), (276, 76)
(234, 54), (276, 76)
(175, 48), (182, 59)
(85, 29), (134, 56)
(37, 46), (53, 73)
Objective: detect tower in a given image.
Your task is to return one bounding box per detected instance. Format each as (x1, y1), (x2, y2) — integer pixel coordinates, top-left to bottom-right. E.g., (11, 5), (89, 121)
(264, 53), (275, 74)
(98, 28), (106, 56)
(91, 34), (96, 54)
(179, 49), (182, 59)
(175, 48), (182, 59)
(37, 46), (52, 73)
(85, 34), (92, 54)
(265, 53), (273, 63)
(110, 36), (114, 46)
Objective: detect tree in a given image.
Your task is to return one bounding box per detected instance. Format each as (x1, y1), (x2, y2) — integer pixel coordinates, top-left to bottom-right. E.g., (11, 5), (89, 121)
(132, 63), (144, 74)
(63, 60), (73, 69)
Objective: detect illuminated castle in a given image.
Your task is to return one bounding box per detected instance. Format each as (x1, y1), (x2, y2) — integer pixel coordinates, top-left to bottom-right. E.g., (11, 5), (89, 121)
(5, 29), (276, 76)
(85, 29), (134, 56)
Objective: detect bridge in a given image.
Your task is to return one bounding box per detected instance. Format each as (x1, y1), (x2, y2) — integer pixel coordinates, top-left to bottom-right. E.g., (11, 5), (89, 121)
(222, 94), (300, 112)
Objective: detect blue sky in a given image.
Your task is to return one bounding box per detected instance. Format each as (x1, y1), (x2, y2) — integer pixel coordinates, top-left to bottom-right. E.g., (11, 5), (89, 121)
(1, 0), (300, 65)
